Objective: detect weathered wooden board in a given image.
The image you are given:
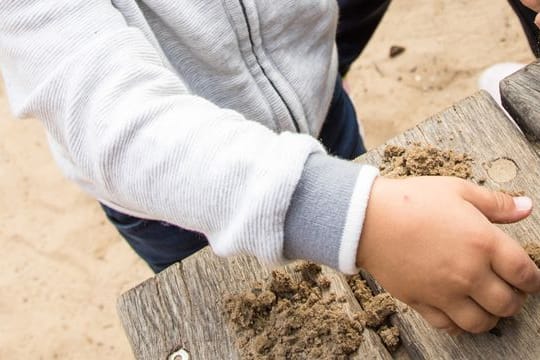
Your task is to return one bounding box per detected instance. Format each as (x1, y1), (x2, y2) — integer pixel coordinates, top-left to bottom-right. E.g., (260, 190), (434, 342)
(118, 90), (540, 360)
(117, 248), (394, 360)
(500, 61), (540, 141)
(355, 90), (540, 360)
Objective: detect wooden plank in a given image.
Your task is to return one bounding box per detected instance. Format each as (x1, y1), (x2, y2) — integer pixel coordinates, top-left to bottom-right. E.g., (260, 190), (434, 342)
(117, 247), (394, 360)
(117, 250), (264, 360)
(500, 61), (540, 141)
(118, 90), (540, 360)
(355, 90), (540, 360)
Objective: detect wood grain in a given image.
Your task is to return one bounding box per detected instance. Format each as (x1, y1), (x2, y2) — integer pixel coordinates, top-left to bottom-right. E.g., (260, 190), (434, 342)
(355, 90), (540, 360)
(118, 90), (540, 360)
(500, 61), (540, 141)
(117, 248), (394, 359)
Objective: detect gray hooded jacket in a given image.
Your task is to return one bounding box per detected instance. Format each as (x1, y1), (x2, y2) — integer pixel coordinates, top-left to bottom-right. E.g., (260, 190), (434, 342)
(0, 0), (378, 273)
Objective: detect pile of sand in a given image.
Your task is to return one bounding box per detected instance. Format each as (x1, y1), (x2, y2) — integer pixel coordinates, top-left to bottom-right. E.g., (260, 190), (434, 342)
(224, 263), (365, 359)
(347, 276), (400, 352)
(380, 144), (472, 178)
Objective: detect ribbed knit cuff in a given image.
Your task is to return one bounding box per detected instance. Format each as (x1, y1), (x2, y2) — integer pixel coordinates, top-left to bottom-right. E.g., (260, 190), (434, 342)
(283, 153), (379, 273)
(338, 165), (379, 274)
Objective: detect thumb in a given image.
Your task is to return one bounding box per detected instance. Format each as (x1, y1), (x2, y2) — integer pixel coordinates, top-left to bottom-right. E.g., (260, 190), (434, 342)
(461, 182), (533, 224)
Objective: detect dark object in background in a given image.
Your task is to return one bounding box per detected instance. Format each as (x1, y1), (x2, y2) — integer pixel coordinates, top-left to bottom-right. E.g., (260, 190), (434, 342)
(389, 45), (406, 58)
(508, 0), (540, 57)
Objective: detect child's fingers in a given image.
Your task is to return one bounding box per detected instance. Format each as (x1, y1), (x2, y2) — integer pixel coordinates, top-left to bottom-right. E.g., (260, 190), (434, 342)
(412, 303), (458, 331)
(491, 228), (540, 294)
(460, 181), (532, 224)
(470, 272), (527, 318)
(443, 297), (499, 334)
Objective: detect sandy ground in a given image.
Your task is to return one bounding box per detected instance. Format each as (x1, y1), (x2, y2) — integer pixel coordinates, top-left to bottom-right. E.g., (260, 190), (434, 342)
(0, 0), (535, 358)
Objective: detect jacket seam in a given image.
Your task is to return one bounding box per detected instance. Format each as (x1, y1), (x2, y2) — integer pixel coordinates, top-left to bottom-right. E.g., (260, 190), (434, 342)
(236, 0), (300, 132)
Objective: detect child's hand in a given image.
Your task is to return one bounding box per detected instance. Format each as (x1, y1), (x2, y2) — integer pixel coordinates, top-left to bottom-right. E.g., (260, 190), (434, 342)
(357, 176), (540, 334)
(522, 0), (540, 27)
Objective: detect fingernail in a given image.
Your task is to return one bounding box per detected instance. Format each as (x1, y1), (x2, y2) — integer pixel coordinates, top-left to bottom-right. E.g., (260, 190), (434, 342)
(513, 196), (533, 211)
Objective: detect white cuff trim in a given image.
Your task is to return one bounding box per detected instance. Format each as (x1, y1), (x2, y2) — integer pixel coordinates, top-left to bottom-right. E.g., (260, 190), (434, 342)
(338, 165), (379, 274)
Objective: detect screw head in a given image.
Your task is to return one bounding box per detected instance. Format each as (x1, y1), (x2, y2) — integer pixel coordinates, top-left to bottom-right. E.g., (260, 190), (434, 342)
(168, 348), (190, 360)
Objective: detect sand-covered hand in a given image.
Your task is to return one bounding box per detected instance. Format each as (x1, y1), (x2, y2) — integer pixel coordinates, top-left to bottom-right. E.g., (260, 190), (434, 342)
(356, 176), (540, 334)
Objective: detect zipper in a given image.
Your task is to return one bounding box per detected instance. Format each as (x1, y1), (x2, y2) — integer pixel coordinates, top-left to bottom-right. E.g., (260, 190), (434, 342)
(237, 0), (301, 133)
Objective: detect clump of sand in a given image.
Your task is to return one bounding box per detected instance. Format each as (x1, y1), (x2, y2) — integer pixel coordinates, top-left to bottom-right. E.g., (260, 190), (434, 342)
(380, 144), (473, 179)
(223, 263), (365, 359)
(525, 243), (540, 268)
(348, 275), (401, 352)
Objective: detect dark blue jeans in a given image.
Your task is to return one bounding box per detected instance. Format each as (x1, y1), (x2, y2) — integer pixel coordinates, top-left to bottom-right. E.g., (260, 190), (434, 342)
(336, 0), (391, 76)
(101, 78), (366, 273)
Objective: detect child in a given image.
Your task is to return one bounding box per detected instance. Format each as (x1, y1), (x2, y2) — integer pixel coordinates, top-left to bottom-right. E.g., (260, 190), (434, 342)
(1, 0), (539, 336)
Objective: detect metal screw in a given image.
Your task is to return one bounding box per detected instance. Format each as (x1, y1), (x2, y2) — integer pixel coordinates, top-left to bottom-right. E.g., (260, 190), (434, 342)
(168, 348), (190, 360)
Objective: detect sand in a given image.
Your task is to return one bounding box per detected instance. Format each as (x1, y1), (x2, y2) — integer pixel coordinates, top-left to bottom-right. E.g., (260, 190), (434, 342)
(224, 263), (365, 359)
(525, 243), (540, 268)
(347, 276), (400, 351)
(380, 144), (473, 178)
(0, 0), (534, 358)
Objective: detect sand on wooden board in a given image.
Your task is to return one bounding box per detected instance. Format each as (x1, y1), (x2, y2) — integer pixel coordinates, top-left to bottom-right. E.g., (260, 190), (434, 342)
(0, 1), (534, 358)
